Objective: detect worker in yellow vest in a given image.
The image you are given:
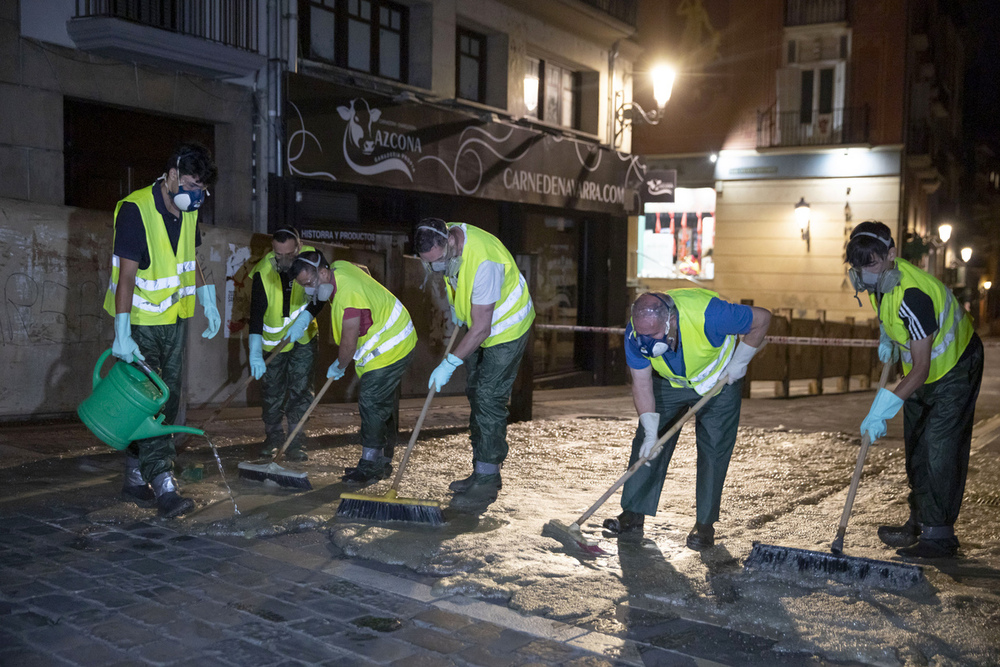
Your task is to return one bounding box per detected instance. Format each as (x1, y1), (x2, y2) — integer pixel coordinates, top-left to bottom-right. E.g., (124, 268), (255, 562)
(247, 227), (324, 461)
(846, 221), (983, 559)
(291, 251), (417, 483)
(604, 290), (770, 550)
(413, 218), (535, 504)
(103, 142), (220, 518)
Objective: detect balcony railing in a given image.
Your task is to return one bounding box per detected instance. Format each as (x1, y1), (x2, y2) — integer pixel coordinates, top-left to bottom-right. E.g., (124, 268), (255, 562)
(75, 0), (258, 52)
(578, 0), (638, 28)
(757, 105), (870, 148)
(785, 0), (847, 26)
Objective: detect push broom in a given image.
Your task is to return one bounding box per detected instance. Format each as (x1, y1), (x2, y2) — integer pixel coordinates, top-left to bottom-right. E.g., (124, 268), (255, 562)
(334, 327), (461, 526)
(237, 365), (338, 491)
(744, 362), (925, 590)
(543, 373), (731, 556)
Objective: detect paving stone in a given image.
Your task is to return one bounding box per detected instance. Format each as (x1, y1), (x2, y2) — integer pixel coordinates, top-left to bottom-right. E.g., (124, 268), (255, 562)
(96, 550), (146, 563)
(119, 602), (177, 626)
(271, 634), (347, 663)
(98, 532), (132, 543)
(458, 644), (527, 667)
(517, 638), (580, 662)
(6, 610), (59, 630)
(172, 556), (223, 574)
(143, 586), (201, 607)
(122, 558), (170, 576)
(0, 600), (13, 614)
(160, 617), (230, 648)
(288, 616), (347, 637)
(131, 638), (191, 664)
(1, 580), (58, 600)
(230, 619), (290, 643)
(303, 595), (371, 620)
(0, 516), (39, 530)
(18, 523), (66, 536)
(635, 645), (700, 666)
(413, 607), (475, 632)
(393, 626), (468, 655)
(89, 615), (162, 648)
(0, 646), (72, 666)
(29, 593), (102, 618)
(389, 653), (458, 667)
(491, 628), (539, 654)
(454, 620), (505, 643)
(203, 637), (282, 665)
(54, 638), (135, 665)
(562, 656), (623, 667)
(80, 587), (145, 609)
(229, 595), (313, 623)
(46, 572), (102, 593)
(326, 630), (416, 664)
(197, 546), (246, 560)
(183, 600), (251, 626)
(168, 656), (231, 667)
(22, 621), (92, 651)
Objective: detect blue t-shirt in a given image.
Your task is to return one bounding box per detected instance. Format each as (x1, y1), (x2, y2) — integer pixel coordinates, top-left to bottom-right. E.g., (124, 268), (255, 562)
(625, 297), (753, 375)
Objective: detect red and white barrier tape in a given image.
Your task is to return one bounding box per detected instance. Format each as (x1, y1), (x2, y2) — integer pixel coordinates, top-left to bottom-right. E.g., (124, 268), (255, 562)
(534, 323), (1000, 348)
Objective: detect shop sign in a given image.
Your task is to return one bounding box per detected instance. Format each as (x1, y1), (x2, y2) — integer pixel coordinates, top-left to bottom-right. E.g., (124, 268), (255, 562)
(285, 75), (647, 214)
(641, 169), (677, 203)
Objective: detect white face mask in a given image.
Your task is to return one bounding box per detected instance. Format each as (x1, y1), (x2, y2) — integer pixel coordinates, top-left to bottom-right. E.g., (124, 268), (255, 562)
(316, 282), (334, 302)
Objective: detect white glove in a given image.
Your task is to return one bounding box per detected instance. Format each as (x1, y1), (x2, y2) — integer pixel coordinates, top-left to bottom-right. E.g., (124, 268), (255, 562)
(638, 412), (661, 460)
(723, 341), (758, 384)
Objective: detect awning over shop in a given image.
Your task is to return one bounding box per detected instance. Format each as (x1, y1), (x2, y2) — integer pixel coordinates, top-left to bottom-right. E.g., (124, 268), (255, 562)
(285, 74), (648, 215)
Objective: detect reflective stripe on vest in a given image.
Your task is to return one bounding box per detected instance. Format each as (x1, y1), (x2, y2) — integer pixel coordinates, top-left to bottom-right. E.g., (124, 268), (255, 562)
(358, 320), (416, 367)
(354, 300), (403, 363)
(261, 302), (310, 346)
(898, 289), (961, 365)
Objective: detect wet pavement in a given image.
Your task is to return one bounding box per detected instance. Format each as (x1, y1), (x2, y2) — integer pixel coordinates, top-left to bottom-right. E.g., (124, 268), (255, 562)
(1, 345), (998, 666)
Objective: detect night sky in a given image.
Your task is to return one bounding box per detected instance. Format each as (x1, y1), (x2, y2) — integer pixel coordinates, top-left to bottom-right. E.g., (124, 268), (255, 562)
(964, 0), (1000, 144)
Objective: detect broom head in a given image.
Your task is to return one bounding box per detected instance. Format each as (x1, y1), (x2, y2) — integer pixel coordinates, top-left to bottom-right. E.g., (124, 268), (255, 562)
(744, 542), (925, 591)
(237, 461), (312, 491)
(336, 489), (444, 526)
(542, 520), (608, 556)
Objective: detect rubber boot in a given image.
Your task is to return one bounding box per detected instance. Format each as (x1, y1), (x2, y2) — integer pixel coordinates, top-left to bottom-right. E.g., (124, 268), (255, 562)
(121, 455), (154, 507)
(602, 510), (644, 537)
(897, 525), (959, 559)
(449, 461), (503, 493)
(686, 522), (715, 551)
(877, 516), (921, 548)
(151, 472), (194, 518)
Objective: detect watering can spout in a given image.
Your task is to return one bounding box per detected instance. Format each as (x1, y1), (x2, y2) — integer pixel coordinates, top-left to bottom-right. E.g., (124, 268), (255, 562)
(131, 415), (205, 442)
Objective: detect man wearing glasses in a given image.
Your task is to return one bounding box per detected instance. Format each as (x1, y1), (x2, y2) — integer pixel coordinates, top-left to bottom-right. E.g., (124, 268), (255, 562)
(103, 142), (220, 518)
(246, 227), (325, 462)
(603, 291), (770, 550)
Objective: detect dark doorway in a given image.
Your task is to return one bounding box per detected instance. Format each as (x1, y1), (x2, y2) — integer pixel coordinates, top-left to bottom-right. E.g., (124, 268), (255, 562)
(63, 99), (215, 223)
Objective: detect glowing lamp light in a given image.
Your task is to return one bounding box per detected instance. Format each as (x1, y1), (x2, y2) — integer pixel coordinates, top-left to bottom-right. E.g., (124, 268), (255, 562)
(794, 197), (811, 232)
(651, 65), (677, 109)
(983, 281), (993, 290)
(709, 153), (718, 163)
(938, 224), (952, 244)
(961, 247), (972, 263)
(523, 75), (539, 112)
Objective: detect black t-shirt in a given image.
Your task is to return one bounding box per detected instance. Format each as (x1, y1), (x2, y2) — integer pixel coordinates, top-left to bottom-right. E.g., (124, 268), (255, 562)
(249, 268), (326, 335)
(113, 180), (202, 270)
(879, 287), (938, 341)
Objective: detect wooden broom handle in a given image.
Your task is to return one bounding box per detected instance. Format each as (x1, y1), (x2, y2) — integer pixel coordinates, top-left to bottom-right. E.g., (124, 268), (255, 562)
(389, 326), (462, 491)
(836, 361), (894, 532)
(199, 335), (290, 434)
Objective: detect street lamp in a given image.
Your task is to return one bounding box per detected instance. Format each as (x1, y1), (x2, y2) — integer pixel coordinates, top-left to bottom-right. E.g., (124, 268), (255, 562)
(961, 247), (972, 263)
(612, 64), (676, 148)
(938, 224), (952, 244)
(983, 281), (993, 291)
(795, 197), (811, 252)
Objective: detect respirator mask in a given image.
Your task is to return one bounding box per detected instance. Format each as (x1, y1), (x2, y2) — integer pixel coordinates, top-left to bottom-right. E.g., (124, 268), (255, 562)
(298, 255), (334, 302)
(847, 231), (900, 306)
(418, 224), (461, 277)
(168, 157), (208, 212)
(631, 293), (676, 358)
(270, 227), (301, 273)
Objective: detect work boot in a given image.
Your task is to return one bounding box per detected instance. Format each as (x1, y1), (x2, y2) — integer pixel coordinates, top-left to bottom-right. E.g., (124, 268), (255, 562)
(602, 510), (645, 537)
(450, 461), (503, 493)
(342, 458), (393, 485)
(259, 428), (284, 458)
(897, 526), (959, 559)
(151, 472), (194, 518)
(686, 522), (715, 551)
(121, 455), (154, 507)
(451, 473), (502, 505)
(284, 447), (308, 462)
(877, 518), (921, 548)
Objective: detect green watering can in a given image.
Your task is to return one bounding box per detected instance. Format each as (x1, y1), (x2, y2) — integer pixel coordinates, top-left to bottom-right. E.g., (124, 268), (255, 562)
(78, 349), (204, 450)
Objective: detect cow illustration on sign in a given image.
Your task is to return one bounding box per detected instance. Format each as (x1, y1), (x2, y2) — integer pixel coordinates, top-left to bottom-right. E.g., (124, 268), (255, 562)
(337, 98), (413, 180)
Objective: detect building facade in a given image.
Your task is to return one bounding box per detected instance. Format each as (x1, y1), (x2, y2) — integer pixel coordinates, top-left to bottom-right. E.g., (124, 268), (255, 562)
(628, 0), (966, 324)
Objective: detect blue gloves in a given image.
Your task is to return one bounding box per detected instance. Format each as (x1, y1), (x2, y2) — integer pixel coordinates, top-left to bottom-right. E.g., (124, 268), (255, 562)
(112, 313), (144, 362)
(249, 334), (266, 380)
(878, 326), (899, 364)
(860, 388), (904, 442)
(327, 360), (346, 380)
(196, 284), (221, 339)
(428, 353), (463, 392)
(288, 311), (313, 342)
(449, 304), (463, 327)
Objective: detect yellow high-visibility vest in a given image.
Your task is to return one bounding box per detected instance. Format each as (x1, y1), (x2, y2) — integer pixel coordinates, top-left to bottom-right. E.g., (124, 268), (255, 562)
(248, 245), (319, 351)
(103, 184), (197, 324)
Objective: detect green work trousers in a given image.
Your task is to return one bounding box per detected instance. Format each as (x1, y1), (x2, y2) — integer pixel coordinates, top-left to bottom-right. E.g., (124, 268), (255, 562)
(129, 319), (188, 483)
(357, 351), (413, 459)
(620, 375), (743, 525)
(903, 334), (984, 529)
(463, 331), (530, 466)
(260, 339), (317, 452)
